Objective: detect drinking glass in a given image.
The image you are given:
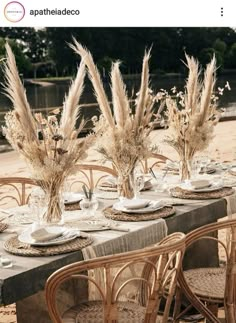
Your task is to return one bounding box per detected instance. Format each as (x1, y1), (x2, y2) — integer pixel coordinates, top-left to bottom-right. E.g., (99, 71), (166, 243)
(80, 196), (99, 217)
(191, 157), (202, 179)
(199, 155), (211, 174)
(28, 187), (47, 224)
(152, 173), (167, 192)
(133, 174), (145, 199)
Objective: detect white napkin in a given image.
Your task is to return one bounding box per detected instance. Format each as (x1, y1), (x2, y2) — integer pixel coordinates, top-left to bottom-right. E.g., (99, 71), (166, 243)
(121, 198), (150, 210)
(31, 227), (63, 242)
(189, 180), (211, 190)
(100, 176), (117, 188)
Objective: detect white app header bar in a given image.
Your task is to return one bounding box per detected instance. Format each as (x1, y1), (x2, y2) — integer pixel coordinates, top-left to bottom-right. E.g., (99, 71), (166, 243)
(0, 0), (235, 27)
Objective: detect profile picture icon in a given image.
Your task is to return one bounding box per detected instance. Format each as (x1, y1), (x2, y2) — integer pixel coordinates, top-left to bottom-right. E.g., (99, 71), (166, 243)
(4, 1), (25, 22)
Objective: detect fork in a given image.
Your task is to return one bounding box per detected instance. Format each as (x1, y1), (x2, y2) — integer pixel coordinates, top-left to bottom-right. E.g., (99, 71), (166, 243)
(0, 208), (13, 216)
(0, 209), (14, 222)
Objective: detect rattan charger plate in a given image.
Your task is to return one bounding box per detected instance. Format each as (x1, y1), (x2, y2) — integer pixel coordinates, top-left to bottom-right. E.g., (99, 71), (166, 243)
(4, 235), (93, 257)
(0, 222), (8, 232)
(103, 206), (175, 222)
(170, 186), (235, 200)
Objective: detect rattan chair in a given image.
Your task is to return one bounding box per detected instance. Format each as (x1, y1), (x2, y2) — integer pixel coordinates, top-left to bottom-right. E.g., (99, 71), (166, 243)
(69, 164), (118, 191)
(173, 218), (236, 323)
(140, 153), (172, 174)
(0, 177), (38, 207)
(46, 232), (186, 323)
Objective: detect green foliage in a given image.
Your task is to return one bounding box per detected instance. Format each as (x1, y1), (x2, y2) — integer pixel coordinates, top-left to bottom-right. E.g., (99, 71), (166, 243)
(199, 47), (224, 69)
(213, 38), (227, 54)
(0, 27), (236, 78)
(0, 37), (31, 79)
(226, 43), (236, 68)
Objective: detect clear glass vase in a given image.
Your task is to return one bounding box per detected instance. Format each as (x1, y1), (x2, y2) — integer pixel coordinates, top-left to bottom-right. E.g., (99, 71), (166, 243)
(39, 185), (64, 225)
(179, 159), (192, 182)
(117, 171), (135, 200)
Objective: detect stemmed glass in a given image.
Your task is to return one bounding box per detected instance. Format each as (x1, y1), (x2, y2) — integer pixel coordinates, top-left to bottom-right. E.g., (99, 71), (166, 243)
(28, 187), (48, 225)
(133, 173), (145, 199)
(199, 155), (211, 174)
(191, 157), (202, 179)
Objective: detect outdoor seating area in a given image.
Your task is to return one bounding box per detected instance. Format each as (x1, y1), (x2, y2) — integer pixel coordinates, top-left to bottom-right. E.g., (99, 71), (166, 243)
(0, 30), (236, 323)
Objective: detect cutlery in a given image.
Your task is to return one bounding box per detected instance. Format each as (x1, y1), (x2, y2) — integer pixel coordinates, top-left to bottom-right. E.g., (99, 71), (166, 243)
(0, 208), (13, 216)
(149, 168), (157, 180)
(105, 225), (130, 232)
(162, 167), (169, 179)
(0, 209), (14, 222)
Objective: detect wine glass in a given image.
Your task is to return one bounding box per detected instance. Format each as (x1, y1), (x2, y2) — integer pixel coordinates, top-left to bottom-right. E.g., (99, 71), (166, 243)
(191, 157), (202, 179)
(199, 155), (211, 174)
(28, 188), (47, 225)
(133, 174), (145, 199)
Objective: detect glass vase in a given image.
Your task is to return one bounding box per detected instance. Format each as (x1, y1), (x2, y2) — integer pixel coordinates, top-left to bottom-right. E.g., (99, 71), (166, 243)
(40, 184), (64, 225)
(179, 159), (192, 182)
(117, 171), (135, 200)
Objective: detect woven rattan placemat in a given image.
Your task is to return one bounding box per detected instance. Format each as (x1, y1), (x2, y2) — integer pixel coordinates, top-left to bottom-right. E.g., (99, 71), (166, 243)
(65, 201), (81, 211)
(170, 186), (235, 200)
(103, 206), (175, 222)
(4, 235), (93, 257)
(0, 223), (8, 232)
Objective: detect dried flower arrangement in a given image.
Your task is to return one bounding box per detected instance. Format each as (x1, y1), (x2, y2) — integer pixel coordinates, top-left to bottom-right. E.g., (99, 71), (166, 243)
(163, 54), (221, 180)
(70, 39), (159, 198)
(2, 44), (93, 223)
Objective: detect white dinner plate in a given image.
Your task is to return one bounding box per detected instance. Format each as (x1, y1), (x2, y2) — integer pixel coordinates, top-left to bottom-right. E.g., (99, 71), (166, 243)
(178, 181), (223, 192)
(113, 200), (164, 214)
(64, 193), (83, 205)
(18, 226), (78, 246)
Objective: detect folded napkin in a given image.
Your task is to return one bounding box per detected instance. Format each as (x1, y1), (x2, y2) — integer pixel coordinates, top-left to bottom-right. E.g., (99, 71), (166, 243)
(31, 227), (63, 242)
(100, 176), (117, 188)
(100, 177), (152, 191)
(121, 198), (150, 210)
(230, 167), (236, 176)
(189, 180), (211, 190)
(166, 160), (179, 170)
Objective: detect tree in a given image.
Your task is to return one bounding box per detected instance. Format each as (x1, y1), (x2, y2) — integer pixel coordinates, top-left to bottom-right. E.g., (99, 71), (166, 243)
(0, 37), (31, 78)
(226, 43), (236, 68)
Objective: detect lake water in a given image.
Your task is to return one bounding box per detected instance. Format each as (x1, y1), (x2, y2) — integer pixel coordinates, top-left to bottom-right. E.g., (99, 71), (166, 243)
(0, 75), (235, 128)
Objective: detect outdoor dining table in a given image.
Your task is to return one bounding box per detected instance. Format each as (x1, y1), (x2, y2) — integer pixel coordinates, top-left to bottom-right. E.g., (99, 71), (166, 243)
(0, 187), (235, 323)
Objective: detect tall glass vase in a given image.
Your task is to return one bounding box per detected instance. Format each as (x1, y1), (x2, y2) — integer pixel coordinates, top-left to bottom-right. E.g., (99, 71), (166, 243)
(44, 187), (64, 224)
(117, 171), (135, 200)
(179, 159), (192, 182)
(38, 179), (64, 225)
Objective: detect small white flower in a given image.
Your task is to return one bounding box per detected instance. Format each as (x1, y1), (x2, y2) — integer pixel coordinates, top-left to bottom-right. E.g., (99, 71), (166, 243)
(225, 81), (231, 91)
(218, 87), (224, 95)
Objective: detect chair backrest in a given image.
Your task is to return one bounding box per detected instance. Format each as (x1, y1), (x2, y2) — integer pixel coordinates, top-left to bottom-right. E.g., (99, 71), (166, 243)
(69, 164), (117, 191)
(45, 232), (186, 323)
(140, 153), (172, 174)
(0, 177), (38, 207)
(176, 218), (236, 323)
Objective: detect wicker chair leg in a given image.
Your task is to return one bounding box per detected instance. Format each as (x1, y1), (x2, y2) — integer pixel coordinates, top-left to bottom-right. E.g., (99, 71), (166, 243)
(173, 288), (182, 322)
(206, 303), (218, 322)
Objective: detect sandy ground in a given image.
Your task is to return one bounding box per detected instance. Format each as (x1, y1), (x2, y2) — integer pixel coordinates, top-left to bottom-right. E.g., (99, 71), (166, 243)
(1, 120), (236, 177)
(0, 120), (236, 322)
